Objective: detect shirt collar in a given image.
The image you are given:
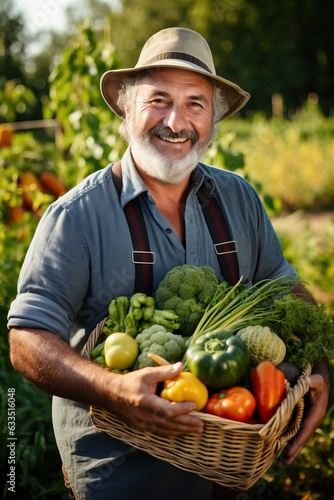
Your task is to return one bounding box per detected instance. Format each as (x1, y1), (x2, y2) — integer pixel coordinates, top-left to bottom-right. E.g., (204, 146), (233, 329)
(117, 148), (148, 207)
(192, 162), (217, 196)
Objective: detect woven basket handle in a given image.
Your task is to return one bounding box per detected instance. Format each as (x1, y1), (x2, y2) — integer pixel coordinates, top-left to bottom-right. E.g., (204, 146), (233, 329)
(81, 318), (108, 359)
(274, 396), (305, 453)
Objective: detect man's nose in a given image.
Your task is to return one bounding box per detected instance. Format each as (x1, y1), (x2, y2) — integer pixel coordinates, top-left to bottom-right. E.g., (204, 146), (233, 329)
(162, 106), (188, 133)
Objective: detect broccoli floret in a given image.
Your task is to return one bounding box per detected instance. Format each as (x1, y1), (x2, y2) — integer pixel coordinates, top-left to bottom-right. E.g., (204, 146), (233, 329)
(156, 265), (219, 336)
(134, 351), (156, 369)
(163, 339), (183, 360)
(133, 324), (187, 369)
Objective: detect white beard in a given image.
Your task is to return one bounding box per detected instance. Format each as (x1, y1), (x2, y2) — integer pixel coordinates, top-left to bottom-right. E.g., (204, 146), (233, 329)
(126, 123), (213, 185)
(130, 139), (203, 184)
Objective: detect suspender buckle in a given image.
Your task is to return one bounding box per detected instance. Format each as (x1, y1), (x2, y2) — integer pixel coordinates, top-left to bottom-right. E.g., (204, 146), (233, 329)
(214, 240), (238, 255)
(132, 251), (156, 265)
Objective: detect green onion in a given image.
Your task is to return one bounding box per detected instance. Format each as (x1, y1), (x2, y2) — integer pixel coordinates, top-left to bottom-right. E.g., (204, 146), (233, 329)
(187, 275), (299, 347)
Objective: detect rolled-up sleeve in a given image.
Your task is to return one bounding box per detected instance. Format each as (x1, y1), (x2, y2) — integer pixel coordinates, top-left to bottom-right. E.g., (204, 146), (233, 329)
(7, 203), (90, 342)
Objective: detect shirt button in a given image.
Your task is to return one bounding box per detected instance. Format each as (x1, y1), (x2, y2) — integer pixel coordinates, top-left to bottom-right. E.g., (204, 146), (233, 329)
(166, 228), (172, 234)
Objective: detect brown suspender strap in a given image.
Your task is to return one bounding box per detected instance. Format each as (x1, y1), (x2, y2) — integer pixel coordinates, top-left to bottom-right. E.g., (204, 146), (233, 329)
(112, 162), (239, 289)
(112, 163), (154, 294)
(196, 182), (239, 285)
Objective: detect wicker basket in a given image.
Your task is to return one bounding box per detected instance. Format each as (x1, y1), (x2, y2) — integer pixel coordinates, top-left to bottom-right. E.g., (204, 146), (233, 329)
(82, 319), (311, 491)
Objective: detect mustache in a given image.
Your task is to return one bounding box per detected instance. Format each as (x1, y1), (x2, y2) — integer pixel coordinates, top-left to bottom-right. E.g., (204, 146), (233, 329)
(148, 125), (198, 144)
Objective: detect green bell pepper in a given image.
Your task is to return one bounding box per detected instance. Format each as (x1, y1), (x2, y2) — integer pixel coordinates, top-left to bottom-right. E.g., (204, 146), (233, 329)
(185, 330), (250, 389)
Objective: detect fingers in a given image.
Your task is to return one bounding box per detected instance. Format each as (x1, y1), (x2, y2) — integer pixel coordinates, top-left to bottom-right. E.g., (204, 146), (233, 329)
(135, 404), (204, 435)
(279, 421), (313, 465)
(113, 364), (205, 435)
(122, 398), (204, 435)
(148, 361), (184, 383)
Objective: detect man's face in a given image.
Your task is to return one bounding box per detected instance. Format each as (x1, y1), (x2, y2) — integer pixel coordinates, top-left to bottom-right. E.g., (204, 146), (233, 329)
(124, 67), (215, 184)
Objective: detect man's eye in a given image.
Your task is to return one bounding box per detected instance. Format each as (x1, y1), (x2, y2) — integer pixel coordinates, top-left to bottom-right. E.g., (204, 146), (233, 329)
(151, 99), (167, 105)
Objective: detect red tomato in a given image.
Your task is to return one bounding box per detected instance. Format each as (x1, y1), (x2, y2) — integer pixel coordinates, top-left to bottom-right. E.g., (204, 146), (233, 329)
(205, 386), (256, 422)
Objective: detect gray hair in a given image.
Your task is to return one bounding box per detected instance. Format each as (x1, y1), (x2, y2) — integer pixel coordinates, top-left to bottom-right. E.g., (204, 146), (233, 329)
(117, 71), (228, 140)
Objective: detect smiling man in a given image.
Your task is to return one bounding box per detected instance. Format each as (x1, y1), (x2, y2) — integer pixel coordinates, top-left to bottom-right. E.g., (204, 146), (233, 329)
(8, 27), (330, 500)
(121, 68), (215, 183)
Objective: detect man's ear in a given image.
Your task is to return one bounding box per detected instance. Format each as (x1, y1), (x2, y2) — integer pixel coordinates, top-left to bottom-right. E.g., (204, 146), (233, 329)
(123, 98), (131, 119)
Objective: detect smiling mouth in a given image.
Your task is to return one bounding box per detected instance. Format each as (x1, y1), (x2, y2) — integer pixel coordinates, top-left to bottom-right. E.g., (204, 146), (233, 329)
(159, 135), (188, 143)
(149, 125), (198, 145)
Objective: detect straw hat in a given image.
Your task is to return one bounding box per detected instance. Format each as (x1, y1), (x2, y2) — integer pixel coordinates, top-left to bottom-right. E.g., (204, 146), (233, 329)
(100, 27), (250, 121)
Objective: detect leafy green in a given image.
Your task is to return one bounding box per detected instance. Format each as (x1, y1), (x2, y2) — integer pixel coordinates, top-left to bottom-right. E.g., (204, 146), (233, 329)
(264, 294), (334, 368)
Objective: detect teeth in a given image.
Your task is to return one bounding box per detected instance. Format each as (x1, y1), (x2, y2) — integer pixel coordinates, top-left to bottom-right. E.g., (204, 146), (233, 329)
(160, 136), (187, 143)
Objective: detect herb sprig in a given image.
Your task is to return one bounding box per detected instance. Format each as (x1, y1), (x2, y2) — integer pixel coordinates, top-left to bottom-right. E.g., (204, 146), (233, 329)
(264, 294), (334, 368)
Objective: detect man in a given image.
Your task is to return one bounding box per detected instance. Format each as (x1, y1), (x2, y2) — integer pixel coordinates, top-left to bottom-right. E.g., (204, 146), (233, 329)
(8, 27), (329, 500)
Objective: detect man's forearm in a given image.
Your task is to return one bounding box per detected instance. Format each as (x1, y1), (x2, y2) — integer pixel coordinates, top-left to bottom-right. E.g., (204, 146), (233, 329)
(9, 327), (120, 409)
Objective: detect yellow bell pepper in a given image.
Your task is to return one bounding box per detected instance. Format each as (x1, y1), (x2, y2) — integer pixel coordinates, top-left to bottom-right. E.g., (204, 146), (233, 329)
(161, 371), (209, 411)
(148, 352), (208, 411)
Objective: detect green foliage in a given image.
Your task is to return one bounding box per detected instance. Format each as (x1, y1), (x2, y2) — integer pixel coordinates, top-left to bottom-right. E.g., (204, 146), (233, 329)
(265, 296), (334, 369)
(0, 309), (65, 498)
(0, 80), (36, 122)
(275, 216), (334, 312)
(3, 0), (334, 120)
(219, 99), (334, 212)
(0, 134), (58, 306)
(45, 20), (125, 184)
(0, 0), (28, 83)
(0, 22), (127, 498)
(104, 0), (334, 117)
(0, 0), (46, 121)
(203, 128), (281, 215)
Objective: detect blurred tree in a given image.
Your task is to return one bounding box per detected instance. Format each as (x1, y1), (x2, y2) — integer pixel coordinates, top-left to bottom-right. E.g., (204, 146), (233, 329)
(108, 0), (334, 117)
(0, 0), (28, 83)
(0, 0), (49, 121)
(218, 0), (334, 116)
(3, 0), (333, 119)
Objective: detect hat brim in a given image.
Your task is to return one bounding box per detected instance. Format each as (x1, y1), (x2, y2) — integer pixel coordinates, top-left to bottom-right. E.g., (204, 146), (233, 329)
(100, 60), (250, 121)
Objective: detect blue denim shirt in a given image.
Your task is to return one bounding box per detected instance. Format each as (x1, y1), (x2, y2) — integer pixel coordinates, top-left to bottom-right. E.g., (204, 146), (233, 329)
(7, 147), (296, 499)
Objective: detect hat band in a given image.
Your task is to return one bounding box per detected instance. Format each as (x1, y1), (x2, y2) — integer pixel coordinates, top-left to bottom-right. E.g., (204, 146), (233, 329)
(143, 52), (212, 74)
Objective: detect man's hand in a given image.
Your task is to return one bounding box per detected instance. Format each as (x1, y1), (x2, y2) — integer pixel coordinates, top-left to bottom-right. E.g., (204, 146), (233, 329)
(9, 328), (204, 437)
(278, 360), (330, 465)
(107, 361), (205, 436)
